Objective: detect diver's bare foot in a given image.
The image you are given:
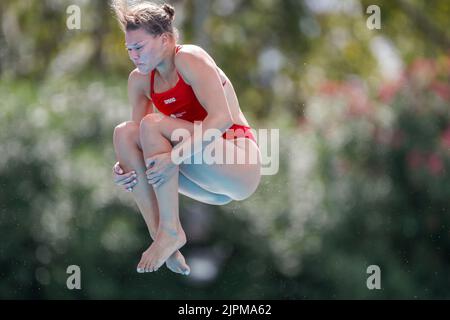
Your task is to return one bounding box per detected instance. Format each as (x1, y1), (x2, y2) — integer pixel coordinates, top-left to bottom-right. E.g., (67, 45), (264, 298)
(137, 225), (186, 273)
(166, 251), (190, 276)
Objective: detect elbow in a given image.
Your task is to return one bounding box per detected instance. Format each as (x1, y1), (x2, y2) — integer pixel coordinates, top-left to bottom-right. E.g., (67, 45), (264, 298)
(207, 114), (233, 131)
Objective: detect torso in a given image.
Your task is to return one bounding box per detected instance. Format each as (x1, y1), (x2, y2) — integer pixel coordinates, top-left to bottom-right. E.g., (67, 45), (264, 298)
(145, 44), (250, 127)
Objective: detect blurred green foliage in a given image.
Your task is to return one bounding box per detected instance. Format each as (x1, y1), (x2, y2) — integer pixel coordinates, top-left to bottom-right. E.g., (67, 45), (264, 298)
(1, 0), (450, 299)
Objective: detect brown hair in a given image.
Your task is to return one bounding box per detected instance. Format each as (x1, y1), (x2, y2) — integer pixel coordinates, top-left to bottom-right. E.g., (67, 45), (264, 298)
(111, 1), (178, 38)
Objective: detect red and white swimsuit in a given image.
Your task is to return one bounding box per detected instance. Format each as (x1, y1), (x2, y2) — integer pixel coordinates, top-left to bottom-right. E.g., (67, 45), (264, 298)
(149, 45), (256, 143)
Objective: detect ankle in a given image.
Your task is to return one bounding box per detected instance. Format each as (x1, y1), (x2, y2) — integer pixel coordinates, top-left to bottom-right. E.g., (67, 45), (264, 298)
(159, 224), (184, 237)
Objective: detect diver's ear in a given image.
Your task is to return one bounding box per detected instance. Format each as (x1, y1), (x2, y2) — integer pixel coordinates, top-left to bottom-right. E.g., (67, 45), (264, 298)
(161, 32), (172, 46)
(161, 33), (170, 45)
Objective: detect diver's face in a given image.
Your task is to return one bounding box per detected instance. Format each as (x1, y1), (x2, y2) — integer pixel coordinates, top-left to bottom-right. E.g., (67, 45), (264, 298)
(125, 28), (163, 74)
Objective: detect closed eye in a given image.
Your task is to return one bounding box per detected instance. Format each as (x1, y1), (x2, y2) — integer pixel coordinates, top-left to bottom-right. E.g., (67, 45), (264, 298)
(127, 46), (143, 52)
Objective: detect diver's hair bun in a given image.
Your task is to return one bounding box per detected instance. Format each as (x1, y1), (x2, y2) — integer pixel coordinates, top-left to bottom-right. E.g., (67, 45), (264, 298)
(111, 0), (178, 39)
(162, 3), (175, 20)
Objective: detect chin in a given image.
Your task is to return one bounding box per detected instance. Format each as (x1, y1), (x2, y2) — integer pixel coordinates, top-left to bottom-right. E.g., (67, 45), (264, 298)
(137, 65), (150, 75)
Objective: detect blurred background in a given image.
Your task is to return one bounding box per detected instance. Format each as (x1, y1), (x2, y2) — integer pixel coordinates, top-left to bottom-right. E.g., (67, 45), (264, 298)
(1, 0), (449, 299)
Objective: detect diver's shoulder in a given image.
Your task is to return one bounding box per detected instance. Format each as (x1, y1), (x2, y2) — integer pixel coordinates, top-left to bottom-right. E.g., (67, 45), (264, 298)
(176, 44), (212, 61)
(128, 68), (149, 93)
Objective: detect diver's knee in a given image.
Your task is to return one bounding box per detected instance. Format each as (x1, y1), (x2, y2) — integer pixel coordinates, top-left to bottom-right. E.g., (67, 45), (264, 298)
(113, 121), (139, 146)
(140, 113), (165, 130)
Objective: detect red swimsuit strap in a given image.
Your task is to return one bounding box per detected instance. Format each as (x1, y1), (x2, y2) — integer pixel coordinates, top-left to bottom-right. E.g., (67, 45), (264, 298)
(150, 69), (155, 95)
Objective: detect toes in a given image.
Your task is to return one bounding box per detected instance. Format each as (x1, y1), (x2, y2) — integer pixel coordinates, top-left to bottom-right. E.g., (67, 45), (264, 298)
(144, 261), (152, 273)
(138, 253), (152, 273)
(150, 258), (163, 272)
(151, 263), (159, 272)
(180, 259), (190, 276)
(154, 260), (164, 271)
(137, 262), (146, 273)
(182, 266), (190, 276)
(137, 259), (146, 273)
(143, 252), (155, 272)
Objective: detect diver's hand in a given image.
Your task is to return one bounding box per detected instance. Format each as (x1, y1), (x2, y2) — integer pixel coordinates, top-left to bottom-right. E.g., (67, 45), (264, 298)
(145, 152), (176, 188)
(113, 162), (137, 192)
